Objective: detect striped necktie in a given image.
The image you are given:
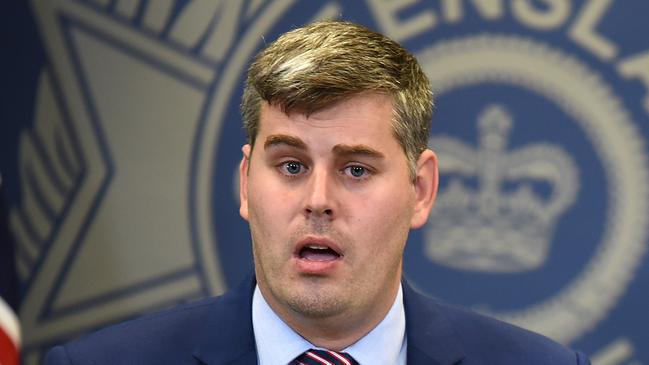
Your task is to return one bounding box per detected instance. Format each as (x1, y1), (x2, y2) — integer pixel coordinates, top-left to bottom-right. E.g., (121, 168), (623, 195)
(291, 349), (359, 365)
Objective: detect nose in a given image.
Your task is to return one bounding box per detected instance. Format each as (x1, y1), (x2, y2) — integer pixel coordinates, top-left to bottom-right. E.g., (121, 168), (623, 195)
(304, 167), (335, 218)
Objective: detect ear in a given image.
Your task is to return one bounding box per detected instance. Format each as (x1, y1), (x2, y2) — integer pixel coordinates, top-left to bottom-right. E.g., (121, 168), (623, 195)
(239, 144), (252, 221)
(410, 149), (439, 229)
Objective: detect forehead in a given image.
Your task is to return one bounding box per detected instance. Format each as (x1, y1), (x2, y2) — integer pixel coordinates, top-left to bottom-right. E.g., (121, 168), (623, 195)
(256, 93), (397, 146)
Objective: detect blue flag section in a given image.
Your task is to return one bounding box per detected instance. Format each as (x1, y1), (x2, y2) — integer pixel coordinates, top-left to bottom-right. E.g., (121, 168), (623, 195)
(1, 1), (648, 364)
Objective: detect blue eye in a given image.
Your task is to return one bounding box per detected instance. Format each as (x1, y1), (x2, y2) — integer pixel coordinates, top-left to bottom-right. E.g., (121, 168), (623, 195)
(283, 161), (303, 175)
(346, 165), (367, 178)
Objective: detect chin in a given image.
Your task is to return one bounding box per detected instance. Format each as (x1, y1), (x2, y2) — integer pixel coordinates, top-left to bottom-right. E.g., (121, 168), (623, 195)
(284, 292), (348, 319)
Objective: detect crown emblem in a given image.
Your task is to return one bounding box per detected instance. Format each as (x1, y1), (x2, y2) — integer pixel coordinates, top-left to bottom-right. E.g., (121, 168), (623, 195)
(425, 104), (579, 273)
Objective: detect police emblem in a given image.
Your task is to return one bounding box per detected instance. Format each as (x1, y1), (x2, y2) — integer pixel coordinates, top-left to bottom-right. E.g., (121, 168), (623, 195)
(415, 34), (648, 344)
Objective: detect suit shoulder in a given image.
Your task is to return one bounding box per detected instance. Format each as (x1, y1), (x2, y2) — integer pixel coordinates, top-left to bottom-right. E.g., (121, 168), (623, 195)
(46, 286), (250, 365)
(80, 295), (220, 339)
(436, 301), (587, 364)
(404, 286), (589, 365)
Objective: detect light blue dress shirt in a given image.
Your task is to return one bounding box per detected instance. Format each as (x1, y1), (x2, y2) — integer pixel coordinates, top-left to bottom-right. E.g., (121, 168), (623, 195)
(252, 284), (407, 365)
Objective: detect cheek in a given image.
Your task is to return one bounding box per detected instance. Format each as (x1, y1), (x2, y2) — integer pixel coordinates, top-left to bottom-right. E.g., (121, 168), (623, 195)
(354, 189), (413, 246)
(358, 184), (414, 222)
(247, 182), (298, 236)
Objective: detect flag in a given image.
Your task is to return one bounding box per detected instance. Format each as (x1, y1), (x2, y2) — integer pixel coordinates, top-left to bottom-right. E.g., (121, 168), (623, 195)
(0, 178), (20, 365)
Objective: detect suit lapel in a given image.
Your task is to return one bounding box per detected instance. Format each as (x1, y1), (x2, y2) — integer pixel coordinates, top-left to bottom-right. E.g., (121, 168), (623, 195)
(404, 280), (466, 365)
(193, 275), (258, 365)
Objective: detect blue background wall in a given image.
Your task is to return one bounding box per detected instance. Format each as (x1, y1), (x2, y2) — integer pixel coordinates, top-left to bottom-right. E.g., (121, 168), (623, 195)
(1, 1), (648, 364)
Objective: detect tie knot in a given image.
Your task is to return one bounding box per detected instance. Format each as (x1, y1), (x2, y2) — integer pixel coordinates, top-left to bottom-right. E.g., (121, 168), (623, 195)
(292, 348), (359, 365)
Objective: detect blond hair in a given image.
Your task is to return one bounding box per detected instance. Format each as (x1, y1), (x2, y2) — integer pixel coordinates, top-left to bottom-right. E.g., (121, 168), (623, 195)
(241, 21), (432, 180)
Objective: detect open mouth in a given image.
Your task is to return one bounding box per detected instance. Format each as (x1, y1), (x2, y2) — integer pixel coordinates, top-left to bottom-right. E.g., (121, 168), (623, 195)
(295, 237), (343, 263)
(298, 245), (341, 261)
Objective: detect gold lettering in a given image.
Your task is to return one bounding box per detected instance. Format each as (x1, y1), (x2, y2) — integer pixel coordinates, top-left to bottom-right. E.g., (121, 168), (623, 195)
(442, 0), (504, 23)
(512, 0), (570, 30)
(618, 51), (649, 115)
(568, 0), (617, 61)
(367, 0), (437, 41)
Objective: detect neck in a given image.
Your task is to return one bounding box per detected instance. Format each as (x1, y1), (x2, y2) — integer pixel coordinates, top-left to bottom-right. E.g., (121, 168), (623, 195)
(260, 280), (400, 351)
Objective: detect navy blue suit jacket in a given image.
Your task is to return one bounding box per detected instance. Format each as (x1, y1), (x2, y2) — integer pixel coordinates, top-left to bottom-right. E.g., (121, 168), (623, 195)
(45, 276), (591, 364)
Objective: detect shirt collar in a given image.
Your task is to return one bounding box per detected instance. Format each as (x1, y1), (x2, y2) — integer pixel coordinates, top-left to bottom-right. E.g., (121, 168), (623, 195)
(252, 284), (406, 365)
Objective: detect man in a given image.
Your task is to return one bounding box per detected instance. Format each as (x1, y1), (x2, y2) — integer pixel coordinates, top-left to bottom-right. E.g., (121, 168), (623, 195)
(45, 21), (590, 364)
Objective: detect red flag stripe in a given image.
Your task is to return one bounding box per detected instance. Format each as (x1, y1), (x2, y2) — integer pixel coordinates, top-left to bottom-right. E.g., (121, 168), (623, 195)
(0, 327), (19, 365)
(0, 298), (20, 348)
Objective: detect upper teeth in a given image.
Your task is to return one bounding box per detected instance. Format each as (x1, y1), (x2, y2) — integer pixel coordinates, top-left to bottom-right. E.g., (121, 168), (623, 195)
(307, 245), (328, 250)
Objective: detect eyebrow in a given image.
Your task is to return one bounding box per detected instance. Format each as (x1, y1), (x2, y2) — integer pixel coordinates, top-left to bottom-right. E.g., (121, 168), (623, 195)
(263, 134), (385, 159)
(332, 144), (385, 159)
(264, 134), (308, 150)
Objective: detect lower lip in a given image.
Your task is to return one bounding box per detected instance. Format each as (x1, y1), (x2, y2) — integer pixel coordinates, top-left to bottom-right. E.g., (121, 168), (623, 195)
(292, 256), (341, 274)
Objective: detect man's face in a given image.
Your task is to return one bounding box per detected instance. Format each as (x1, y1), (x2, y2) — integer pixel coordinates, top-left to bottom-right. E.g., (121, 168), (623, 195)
(239, 93), (437, 324)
